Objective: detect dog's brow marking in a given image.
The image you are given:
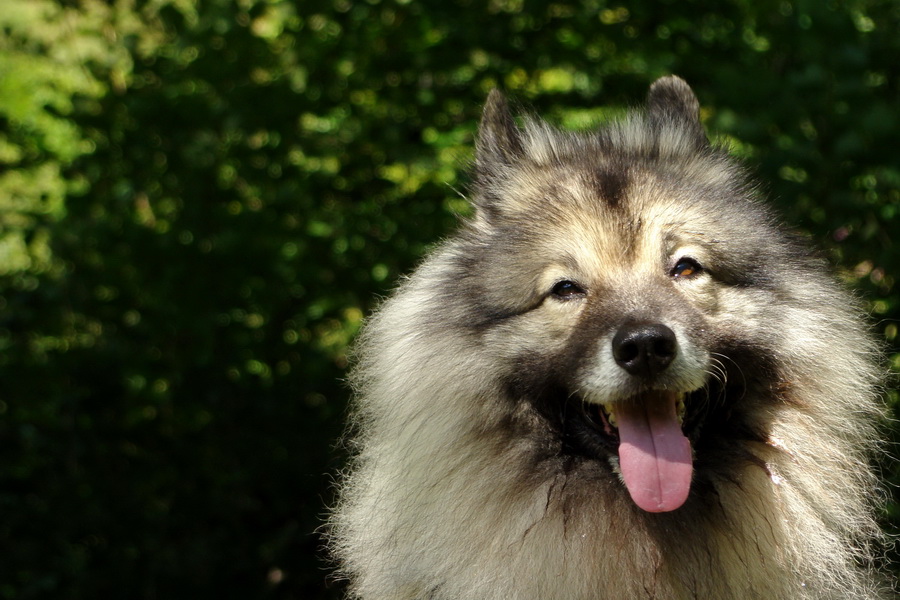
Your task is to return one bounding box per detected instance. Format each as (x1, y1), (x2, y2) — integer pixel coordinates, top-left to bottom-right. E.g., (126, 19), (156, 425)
(591, 164), (630, 208)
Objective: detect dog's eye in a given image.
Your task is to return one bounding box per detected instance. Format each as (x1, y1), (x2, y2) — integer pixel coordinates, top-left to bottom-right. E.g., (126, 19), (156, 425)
(671, 257), (703, 279)
(550, 280), (586, 299)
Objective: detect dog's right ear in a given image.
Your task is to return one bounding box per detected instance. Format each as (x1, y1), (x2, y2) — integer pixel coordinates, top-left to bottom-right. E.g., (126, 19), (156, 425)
(476, 89), (523, 173)
(472, 90), (527, 225)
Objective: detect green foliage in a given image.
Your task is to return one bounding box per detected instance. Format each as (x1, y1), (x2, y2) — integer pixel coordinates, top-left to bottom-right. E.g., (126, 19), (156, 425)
(0, 0), (898, 597)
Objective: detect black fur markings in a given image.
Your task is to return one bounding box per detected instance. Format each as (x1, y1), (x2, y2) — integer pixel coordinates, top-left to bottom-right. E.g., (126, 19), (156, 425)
(590, 164), (630, 208)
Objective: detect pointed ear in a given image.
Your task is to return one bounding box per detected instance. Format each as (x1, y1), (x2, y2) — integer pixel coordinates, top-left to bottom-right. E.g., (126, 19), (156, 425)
(646, 76), (707, 148)
(476, 89), (523, 172)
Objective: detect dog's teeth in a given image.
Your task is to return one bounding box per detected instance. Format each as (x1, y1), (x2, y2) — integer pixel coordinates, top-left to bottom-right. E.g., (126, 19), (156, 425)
(601, 397), (682, 428)
(676, 395), (686, 425)
(601, 402), (617, 427)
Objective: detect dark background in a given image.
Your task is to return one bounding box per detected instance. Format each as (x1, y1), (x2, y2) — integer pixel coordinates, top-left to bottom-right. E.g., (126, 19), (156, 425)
(1, 1), (898, 598)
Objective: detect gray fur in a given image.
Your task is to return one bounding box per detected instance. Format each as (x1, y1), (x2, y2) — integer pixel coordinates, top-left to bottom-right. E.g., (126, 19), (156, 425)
(329, 76), (894, 599)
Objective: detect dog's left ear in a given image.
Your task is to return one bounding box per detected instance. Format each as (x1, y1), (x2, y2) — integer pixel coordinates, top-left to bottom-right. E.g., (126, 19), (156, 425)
(646, 76), (708, 148)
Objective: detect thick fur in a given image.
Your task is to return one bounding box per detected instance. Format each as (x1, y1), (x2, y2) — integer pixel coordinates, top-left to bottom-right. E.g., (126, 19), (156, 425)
(329, 77), (893, 599)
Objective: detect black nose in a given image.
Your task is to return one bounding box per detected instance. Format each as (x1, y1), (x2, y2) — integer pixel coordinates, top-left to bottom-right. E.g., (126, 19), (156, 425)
(612, 322), (678, 378)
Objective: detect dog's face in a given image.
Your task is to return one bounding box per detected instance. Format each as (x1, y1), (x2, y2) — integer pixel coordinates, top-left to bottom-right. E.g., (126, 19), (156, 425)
(459, 81), (799, 512)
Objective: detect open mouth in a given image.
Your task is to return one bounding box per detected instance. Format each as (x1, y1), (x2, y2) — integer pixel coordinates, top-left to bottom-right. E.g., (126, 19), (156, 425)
(573, 390), (697, 448)
(588, 395), (687, 433)
(566, 388), (706, 513)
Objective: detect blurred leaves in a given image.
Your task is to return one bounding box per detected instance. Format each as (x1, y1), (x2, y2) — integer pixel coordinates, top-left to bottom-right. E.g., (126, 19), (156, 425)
(0, 0), (898, 598)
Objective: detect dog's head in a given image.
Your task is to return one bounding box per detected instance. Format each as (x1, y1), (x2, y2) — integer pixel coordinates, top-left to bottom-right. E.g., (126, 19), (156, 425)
(451, 77), (827, 512)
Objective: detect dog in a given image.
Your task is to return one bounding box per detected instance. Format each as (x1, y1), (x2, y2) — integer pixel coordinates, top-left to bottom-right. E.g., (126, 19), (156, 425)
(329, 76), (893, 599)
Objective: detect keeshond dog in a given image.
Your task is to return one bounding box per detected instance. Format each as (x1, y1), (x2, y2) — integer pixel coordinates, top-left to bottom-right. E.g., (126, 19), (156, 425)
(329, 76), (893, 599)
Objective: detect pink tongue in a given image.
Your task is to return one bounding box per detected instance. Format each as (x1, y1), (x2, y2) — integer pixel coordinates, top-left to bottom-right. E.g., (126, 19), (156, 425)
(616, 392), (693, 513)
